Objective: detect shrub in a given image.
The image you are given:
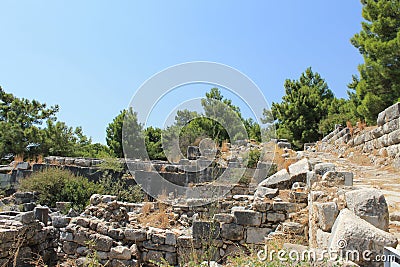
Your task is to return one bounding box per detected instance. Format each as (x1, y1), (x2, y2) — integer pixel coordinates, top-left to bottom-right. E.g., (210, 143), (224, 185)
(19, 168), (103, 211)
(245, 149), (261, 168)
(99, 175), (143, 203)
(97, 158), (125, 172)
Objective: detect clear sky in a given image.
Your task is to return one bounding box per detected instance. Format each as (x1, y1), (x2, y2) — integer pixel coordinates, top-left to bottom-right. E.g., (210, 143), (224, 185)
(0, 1), (363, 143)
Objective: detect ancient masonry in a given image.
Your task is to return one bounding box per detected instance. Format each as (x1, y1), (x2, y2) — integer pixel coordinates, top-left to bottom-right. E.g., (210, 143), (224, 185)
(0, 104), (399, 266)
(0, 154), (397, 266)
(322, 102), (400, 166)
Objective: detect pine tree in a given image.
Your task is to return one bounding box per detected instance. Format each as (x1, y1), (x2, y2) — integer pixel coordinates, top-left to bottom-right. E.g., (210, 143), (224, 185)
(351, 0), (400, 124)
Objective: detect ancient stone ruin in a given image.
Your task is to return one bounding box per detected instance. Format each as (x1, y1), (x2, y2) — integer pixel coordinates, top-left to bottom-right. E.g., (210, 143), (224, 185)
(0, 103), (399, 266)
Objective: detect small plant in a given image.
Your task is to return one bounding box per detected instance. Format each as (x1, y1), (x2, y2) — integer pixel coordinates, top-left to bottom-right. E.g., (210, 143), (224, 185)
(245, 149), (261, 168)
(85, 240), (107, 267)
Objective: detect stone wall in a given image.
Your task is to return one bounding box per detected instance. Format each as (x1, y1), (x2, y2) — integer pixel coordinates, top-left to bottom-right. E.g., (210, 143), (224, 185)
(0, 208), (57, 266)
(54, 193), (303, 266)
(321, 102), (400, 164)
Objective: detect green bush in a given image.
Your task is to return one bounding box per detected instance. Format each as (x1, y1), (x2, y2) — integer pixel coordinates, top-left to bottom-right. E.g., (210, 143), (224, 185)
(245, 149), (261, 168)
(99, 175), (143, 203)
(19, 168), (103, 211)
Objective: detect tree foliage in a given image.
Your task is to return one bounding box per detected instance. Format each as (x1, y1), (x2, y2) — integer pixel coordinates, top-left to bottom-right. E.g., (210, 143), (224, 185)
(106, 108), (146, 159)
(272, 68), (334, 150)
(351, 0), (400, 124)
(0, 87), (58, 157)
(145, 127), (166, 160)
(0, 87), (110, 159)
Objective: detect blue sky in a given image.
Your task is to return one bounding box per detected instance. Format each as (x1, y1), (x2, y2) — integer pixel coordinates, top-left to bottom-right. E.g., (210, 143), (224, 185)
(0, 1), (363, 143)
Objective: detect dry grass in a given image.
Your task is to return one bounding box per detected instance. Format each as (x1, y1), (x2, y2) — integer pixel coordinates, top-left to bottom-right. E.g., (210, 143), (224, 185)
(271, 145), (297, 172)
(139, 201), (173, 229)
(346, 121), (354, 136)
(357, 120), (367, 130)
(141, 202), (153, 215)
(221, 140), (229, 152)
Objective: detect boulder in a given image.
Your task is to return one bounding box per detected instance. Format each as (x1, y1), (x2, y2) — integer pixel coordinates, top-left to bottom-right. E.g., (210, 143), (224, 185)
(329, 209), (398, 266)
(345, 188), (389, 231)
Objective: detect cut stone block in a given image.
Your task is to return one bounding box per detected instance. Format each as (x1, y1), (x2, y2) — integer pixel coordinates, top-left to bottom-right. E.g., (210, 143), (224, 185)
(345, 188), (389, 231)
(233, 210), (262, 226)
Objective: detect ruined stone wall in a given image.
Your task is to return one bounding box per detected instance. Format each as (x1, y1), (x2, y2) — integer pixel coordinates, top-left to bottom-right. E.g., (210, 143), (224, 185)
(321, 102), (400, 164)
(54, 194), (302, 266)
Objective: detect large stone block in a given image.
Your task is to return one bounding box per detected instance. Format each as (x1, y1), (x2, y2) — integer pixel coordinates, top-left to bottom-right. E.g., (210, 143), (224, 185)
(254, 187), (279, 199)
(90, 233), (113, 252)
(266, 212), (286, 223)
(233, 210), (262, 226)
(192, 221), (220, 239)
(52, 216), (70, 228)
(345, 188), (389, 231)
(143, 250), (164, 263)
(316, 229), (331, 250)
(386, 144), (400, 158)
(384, 102), (400, 122)
(388, 129), (400, 146)
(282, 222), (304, 234)
(213, 213), (235, 224)
(314, 163), (336, 175)
(371, 126), (384, 138)
(221, 223), (244, 241)
(124, 228), (147, 241)
(329, 209), (398, 266)
(314, 202), (338, 232)
(272, 201), (299, 213)
(322, 171), (353, 186)
(288, 158), (311, 176)
(258, 169), (292, 189)
(109, 246), (132, 260)
(383, 118), (399, 134)
(246, 227), (272, 244)
(353, 134), (365, 146)
(378, 134), (389, 147)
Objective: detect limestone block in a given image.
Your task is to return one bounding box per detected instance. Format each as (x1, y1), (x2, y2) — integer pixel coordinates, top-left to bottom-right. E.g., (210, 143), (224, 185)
(345, 188), (389, 231)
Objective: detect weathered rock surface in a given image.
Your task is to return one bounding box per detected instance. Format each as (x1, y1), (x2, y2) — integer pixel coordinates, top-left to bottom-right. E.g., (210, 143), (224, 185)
(314, 202), (338, 232)
(345, 188), (389, 231)
(329, 209), (398, 266)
